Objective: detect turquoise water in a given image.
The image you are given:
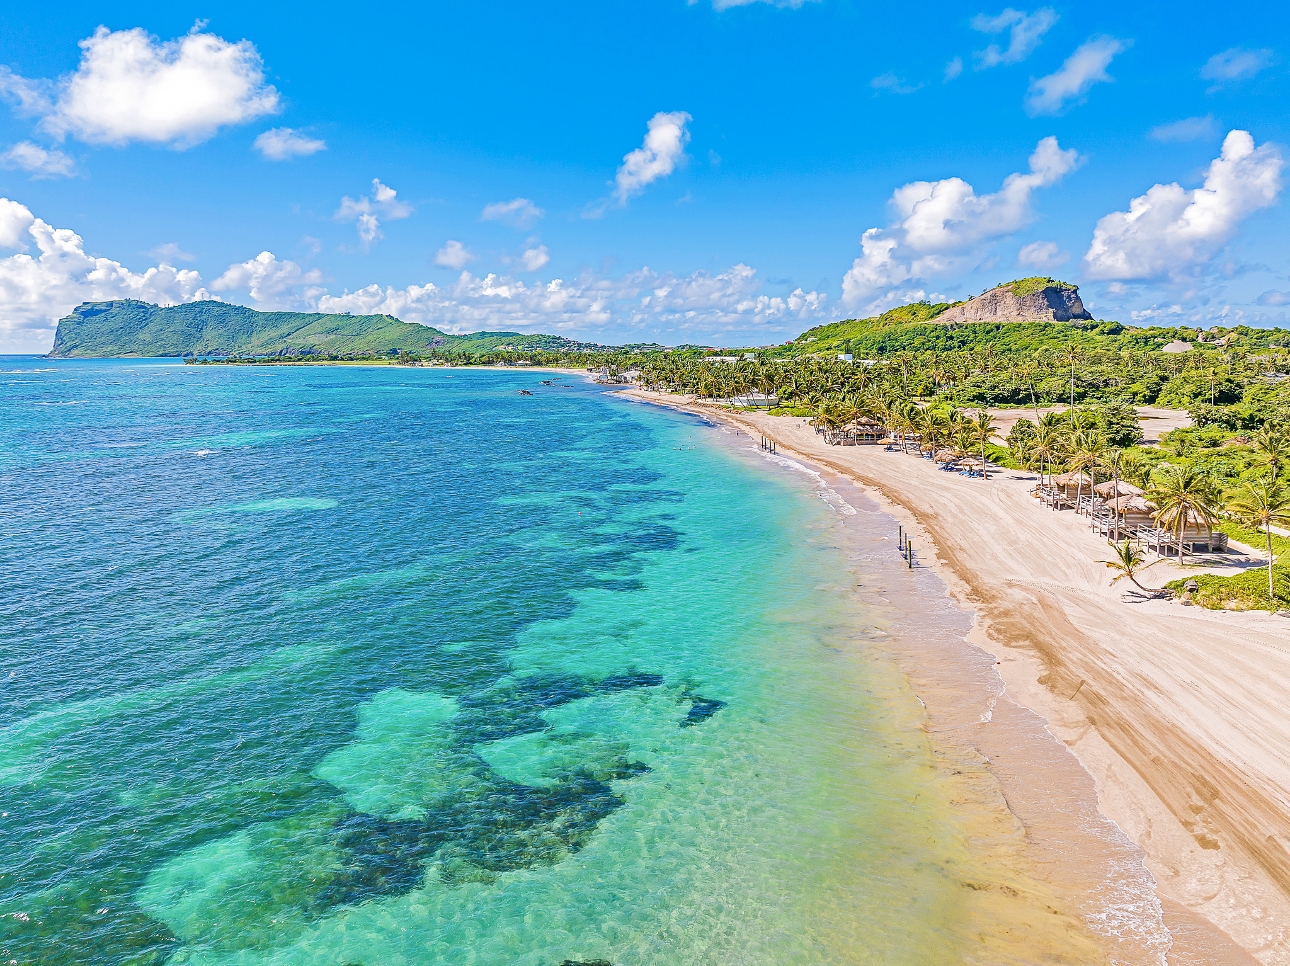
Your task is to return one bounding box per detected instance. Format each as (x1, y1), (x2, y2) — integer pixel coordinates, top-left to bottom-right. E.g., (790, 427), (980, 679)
(2, 360), (1106, 965)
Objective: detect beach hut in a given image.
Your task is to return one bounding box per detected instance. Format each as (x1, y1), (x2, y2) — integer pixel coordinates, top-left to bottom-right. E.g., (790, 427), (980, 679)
(827, 417), (887, 445)
(1093, 480), (1143, 500)
(1095, 495), (1157, 537)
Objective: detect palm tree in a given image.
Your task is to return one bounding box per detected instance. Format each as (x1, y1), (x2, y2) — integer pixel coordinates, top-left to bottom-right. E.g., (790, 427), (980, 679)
(1100, 447), (1124, 542)
(1148, 466), (1219, 562)
(971, 409), (998, 480)
(1227, 479), (1290, 603)
(1100, 539), (1163, 591)
(1252, 423), (1287, 483)
(1066, 430), (1106, 514)
(1028, 422), (1062, 490)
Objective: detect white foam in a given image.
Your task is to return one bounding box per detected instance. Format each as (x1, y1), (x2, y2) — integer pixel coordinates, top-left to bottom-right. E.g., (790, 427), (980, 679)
(752, 447), (858, 516)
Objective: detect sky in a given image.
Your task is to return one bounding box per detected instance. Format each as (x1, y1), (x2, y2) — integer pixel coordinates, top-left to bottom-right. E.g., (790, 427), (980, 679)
(0, 0), (1287, 352)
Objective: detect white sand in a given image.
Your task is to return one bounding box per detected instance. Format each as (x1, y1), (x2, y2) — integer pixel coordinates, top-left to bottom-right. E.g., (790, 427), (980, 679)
(620, 388), (1290, 965)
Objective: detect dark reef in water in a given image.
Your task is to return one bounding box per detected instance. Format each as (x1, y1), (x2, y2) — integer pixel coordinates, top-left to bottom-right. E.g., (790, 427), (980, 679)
(682, 695), (727, 727)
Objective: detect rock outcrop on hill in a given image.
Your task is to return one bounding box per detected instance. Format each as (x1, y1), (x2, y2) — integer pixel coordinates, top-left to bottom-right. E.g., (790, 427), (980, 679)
(934, 278), (1093, 325)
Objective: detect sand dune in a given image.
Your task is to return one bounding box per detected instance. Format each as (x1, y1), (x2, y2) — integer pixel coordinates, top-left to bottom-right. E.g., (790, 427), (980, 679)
(621, 389), (1290, 965)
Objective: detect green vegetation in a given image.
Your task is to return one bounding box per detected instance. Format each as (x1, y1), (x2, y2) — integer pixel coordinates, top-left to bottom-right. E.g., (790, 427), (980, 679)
(1003, 276), (1077, 297)
(1166, 565), (1290, 612)
(48, 300), (609, 359)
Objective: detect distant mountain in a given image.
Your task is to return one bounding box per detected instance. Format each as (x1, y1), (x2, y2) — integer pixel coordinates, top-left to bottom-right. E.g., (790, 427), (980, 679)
(46, 300), (610, 358)
(783, 277), (1112, 357)
(934, 277), (1092, 325)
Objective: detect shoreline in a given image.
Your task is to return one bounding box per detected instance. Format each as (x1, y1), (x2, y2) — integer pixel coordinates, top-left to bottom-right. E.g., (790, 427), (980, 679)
(616, 386), (1288, 965)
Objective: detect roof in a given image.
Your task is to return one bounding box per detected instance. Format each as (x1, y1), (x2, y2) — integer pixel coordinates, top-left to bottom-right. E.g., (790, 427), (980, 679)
(1093, 480), (1143, 497)
(1105, 495), (1155, 513)
(1052, 470), (1093, 486)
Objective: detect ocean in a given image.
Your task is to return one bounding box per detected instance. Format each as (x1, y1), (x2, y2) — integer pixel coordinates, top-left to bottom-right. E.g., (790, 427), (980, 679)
(0, 360), (1167, 965)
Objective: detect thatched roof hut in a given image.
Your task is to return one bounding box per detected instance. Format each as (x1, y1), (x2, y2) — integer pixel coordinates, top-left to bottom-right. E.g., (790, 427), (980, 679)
(1093, 480), (1143, 499)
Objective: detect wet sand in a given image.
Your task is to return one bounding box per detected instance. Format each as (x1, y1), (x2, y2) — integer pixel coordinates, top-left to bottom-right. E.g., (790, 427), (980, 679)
(618, 388), (1287, 965)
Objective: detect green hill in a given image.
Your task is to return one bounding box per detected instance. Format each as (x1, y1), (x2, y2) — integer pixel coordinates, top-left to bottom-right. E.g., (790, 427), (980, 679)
(46, 300), (608, 358)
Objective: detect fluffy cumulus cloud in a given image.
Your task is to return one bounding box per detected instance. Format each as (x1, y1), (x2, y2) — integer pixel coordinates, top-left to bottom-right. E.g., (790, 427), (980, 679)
(0, 199), (830, 351)
(434, 240), (475, 270)
(0, 26), (279, 148)
(316, 263), (825, 337)
(519, 245), (550, 271)
(612, 111), (691, 205)
(0, 198), (208, 351)
(1200, 48), (1274, 86)
(211, 251), (324, 309)
(1026, 36), (1128, 115)
(335, 179), (412, 248)
(972, 7), (1058, 68)
(254, 127), (325, 160)
(842, 136), (1079, 307)
(1084, 129), (1283, 282)
(1, 142), (75, 178)
(481, 197), (543, 228)
(1017, 239), (1068, 269)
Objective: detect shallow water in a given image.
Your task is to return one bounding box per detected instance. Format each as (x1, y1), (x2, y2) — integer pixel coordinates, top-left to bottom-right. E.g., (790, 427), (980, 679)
(1, 360), (1163, 965)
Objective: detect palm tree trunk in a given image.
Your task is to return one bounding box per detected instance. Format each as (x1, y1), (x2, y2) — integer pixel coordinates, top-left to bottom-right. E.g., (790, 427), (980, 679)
(1113, 465), (1121, 543)
(1268, 527), (1277, 602)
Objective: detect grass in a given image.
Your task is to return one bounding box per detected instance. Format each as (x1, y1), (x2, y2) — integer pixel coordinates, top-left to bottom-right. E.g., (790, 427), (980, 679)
(1167, 564), (1290, 612)
(1002, 276), (1077, 297)
(1215, 519), (1290, 557)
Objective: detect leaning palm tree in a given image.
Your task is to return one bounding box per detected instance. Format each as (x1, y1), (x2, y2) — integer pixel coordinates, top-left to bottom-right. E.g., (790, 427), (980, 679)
(1148, 466), (1220, 562)
(1028, 421), (1062, 490)
(1100, 539), (1163, 591)
(1227, 478), (1290, 603)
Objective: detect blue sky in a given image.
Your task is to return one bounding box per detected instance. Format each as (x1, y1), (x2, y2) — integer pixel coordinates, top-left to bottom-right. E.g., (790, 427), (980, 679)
(0, 1), (1287, 351)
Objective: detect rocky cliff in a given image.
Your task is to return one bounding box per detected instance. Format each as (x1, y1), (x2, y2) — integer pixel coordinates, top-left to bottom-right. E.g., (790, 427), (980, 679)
(933, 278), (1093, 325)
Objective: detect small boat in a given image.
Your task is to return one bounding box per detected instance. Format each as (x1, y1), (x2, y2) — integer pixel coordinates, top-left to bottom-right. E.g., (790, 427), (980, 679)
(540, 379), (553, 385)
(517, 389), (533, 395)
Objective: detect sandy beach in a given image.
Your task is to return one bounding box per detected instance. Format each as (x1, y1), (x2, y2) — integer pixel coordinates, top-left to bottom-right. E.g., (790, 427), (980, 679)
(618, 387), (1290, 965)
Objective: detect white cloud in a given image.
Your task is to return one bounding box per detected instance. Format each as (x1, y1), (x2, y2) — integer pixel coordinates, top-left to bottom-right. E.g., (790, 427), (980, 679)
(148, 242), (195, 263)
(0, 198), (37, 248)
(318, 262), (826, 337)
(481, 197), (544, 229)
(1149, 116), (1216, 143)
(211, 251), (323, 309)
(0, 198), (208, 351)
(254, 127), (325, 160)
(1200, 48), (1274, 86)
(972, 8), (1058, 68)
(944, 57), (964, 81)
(1084, 130), (1283, 282)
(1, 142), (75, 178)
(870, 73), (922, 95)
(434, 240), (475, 270)
(1026, 36), (1128, 115)
(697, 0), (817, 9)
(519, 245), (550, 271)
(612, 111), (691, 206)
(842, 136), (1079, 306)
(334, 179), (412, 249)
(0, 201), (830, 350)
(1017, 239), (1068, 269)
(0, 26), (279, 148)
(1257, 290), (1290, 307)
